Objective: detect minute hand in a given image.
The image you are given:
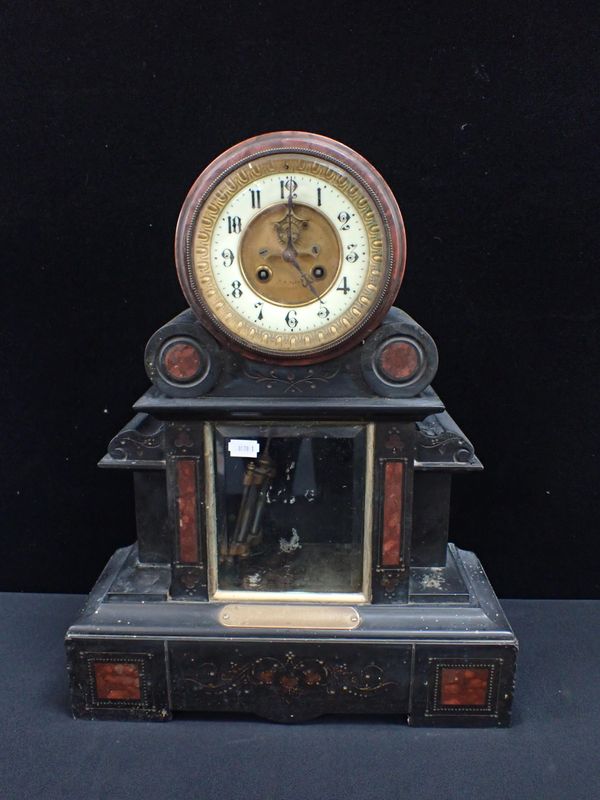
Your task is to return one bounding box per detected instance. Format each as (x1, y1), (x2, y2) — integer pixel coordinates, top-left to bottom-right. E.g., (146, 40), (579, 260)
(282, 249), (323, 303)
(283, 182), (324, 305)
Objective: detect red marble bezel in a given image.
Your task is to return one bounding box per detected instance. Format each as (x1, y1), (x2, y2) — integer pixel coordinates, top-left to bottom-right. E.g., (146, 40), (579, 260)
(174, 131), (406, 365)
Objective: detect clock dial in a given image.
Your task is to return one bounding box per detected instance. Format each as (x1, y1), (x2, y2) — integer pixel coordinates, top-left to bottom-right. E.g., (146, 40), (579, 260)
(238, 200), (343, 308)
(176, 132), (406, 363)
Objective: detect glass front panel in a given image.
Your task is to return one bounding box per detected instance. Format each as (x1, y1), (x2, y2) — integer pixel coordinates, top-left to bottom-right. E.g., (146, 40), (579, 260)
(213, 423), (367, 596)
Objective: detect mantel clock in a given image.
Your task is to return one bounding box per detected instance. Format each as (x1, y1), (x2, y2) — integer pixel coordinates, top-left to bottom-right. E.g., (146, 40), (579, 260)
(66, 132), (518, 726)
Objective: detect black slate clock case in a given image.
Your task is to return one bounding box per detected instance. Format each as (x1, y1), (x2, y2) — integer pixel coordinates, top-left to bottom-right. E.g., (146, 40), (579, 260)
(65, 304), (518, 726)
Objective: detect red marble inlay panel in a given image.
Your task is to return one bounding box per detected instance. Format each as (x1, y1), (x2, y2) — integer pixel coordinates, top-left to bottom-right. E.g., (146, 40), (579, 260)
(440, 667), (490, 706)
(94, 662), (141, 701)
(378, 340), (420, 381)
(163, 342), (202, 381)
(382, 461), (404, 566)
(177, 459), (199, 563)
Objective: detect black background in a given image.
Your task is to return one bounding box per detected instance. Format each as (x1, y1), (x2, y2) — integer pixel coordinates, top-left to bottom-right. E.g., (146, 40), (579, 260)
(1, 1), (598, 597)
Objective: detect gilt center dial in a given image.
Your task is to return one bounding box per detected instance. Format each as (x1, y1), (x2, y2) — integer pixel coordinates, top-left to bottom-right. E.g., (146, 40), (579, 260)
(239, 201), (342, 307)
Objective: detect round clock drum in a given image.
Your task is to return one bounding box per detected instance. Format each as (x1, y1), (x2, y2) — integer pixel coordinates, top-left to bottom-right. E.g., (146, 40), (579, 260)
(175, 131), (406, 364)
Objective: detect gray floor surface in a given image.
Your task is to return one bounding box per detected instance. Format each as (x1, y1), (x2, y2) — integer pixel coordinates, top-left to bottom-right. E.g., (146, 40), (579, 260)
(0, 594), (597, 800)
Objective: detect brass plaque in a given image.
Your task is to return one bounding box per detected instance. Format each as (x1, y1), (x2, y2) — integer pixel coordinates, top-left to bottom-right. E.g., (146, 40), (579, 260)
(218, 604), (361, 630)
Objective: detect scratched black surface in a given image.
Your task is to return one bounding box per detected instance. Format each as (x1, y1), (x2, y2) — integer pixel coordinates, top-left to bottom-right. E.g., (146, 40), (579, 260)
(0, 594), (597, 800)
(1, 2), (599, 596)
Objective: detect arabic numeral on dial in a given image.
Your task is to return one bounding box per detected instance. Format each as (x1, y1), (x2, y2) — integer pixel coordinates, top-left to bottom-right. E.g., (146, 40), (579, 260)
(222, 248), (234, 267)
(231, 280), (243, 299)
(227, 215), (242, 234)
(337, 276), (351, 295)
(249, 189), (261, 209)
(254, 301), (264, 321)
(338, 211), (351, 230)
(280, 178), (298, 199)
(346, 244), (359, 263)
(285, 309), (298, 329)
(317, 305), (330, 319)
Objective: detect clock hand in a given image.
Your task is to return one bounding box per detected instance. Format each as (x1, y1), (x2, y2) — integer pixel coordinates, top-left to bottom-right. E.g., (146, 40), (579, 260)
(283, 249), (325, 304)
(281, 180), (326, 306)
(286, 179), (294, 250)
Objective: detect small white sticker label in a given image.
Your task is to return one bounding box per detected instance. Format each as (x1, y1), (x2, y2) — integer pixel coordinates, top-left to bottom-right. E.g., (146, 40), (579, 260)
(228, 439), (260, 458)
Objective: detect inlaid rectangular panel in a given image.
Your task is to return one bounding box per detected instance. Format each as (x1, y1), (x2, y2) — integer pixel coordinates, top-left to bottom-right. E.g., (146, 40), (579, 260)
(439, 667), (491, 707)
(176, 459), (199, 563)
(382, 461), (404, 566)
(86, 655), (149, 709)
(169, 641), (412, 723)
(66, 641), (171, 721)
(431, 661), (497, 713)
(407, 644), (517, 726)
(93, 661), (142, 701)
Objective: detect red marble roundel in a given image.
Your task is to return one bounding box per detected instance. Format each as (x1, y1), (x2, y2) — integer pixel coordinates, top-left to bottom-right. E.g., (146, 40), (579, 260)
(377, 339), (420, 381)
(162, 340), (203, 382)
